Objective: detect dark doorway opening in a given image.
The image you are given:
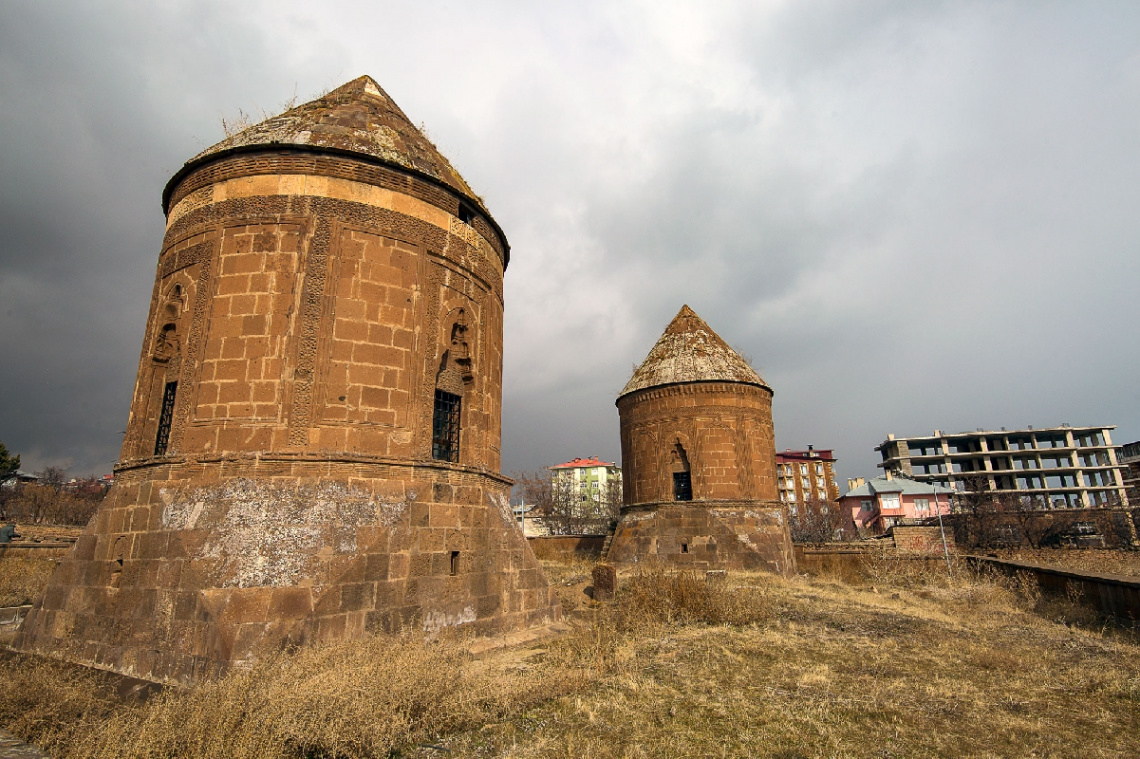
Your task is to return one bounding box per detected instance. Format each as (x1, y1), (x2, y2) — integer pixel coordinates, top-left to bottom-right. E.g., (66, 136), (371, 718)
(673, 471), (693, 501)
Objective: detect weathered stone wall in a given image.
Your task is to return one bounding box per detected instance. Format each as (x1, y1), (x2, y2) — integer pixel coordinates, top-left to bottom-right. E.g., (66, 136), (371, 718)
(16, 79), (559, 684)
(0, 545), (73, 561)
(617, 382), (776, 506)
(967, 556), (1140, 625)
(606, 502), (794, 576)
(892, 526), (956, 554)
(527, 535), (606, 561)
(121, 155), (506, 470)
(15, 460), (556, 684)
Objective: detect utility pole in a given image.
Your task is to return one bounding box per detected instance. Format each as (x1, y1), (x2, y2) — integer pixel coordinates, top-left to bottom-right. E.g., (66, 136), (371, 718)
(935, 488), (952, 577)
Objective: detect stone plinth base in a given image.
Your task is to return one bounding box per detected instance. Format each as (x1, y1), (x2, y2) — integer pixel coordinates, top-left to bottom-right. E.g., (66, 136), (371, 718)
(12, 456), (559, 685)
(606, 501), (795, 576)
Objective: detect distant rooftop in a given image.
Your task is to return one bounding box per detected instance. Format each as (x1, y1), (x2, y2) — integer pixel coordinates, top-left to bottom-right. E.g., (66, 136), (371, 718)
(777, 448), (835, 462)
(842, 475), (953, 499)
(618, 305), (768, 399)
(550, 457), (618, 470)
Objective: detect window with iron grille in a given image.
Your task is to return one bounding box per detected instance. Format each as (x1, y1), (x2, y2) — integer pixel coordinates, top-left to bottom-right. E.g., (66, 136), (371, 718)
(154, 381), (178, 456)
(432, 389), (461, 462)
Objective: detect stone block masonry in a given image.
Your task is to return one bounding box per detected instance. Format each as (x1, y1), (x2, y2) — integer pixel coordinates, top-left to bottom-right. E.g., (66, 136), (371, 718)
(609, 306), (795, 575)
(14, 76), (558, 684)
(607, 502), (793, 575)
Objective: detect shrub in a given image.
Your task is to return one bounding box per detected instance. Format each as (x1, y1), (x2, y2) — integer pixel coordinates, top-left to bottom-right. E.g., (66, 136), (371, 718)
(67, 633), (585, 759)
(0, 554), (58, 606)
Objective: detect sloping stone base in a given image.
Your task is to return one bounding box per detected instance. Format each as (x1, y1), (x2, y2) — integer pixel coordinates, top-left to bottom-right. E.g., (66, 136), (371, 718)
(12, 458), (559, 685)
(607, 501), (795, 576)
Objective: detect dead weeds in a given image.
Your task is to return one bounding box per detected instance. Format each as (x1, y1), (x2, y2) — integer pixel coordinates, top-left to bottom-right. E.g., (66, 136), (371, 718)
(0, 554), (59, 607)
(1, 558), (1138, 758)
(992, 548), (1140, 578)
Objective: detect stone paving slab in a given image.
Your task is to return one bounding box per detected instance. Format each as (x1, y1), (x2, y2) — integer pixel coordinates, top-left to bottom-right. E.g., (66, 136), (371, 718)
(0, 729), (47, 759)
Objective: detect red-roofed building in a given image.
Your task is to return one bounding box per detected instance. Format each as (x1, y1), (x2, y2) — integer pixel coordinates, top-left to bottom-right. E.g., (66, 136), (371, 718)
(551, 456), (616, 470)
(775, 447), (840, 507)
(550, 456), (622, 499)
(547, 456), (623, 534)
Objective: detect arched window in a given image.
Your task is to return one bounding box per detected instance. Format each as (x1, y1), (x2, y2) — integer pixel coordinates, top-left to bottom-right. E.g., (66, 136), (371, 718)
(671, 440), (692, 501)
(432, 309), (473, 463)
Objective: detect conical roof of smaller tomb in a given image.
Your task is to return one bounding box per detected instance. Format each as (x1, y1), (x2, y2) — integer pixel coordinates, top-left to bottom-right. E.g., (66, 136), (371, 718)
(618, 305), (770, 399)
(164, 75), (483, 211)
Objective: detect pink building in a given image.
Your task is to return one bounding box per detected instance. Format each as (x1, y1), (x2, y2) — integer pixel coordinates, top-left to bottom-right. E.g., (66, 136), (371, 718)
(841, 474), (952, 535)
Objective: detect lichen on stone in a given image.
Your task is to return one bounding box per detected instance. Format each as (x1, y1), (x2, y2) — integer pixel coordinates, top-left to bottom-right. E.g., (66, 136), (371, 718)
(160, 478), (406, 589)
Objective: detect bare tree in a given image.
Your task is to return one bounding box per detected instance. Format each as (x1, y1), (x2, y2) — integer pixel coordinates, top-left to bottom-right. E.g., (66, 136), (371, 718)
(38, 466), (66, 488)
(4, 477), (104, 527)
(8, 484), (55, 525)
(953, 476), (1015, 549)
(1007, 493), (1087, 549)
(599, 477), (623, 525)
(789, 497), (852, 544)
(511, 469), (619, 535)
(512, 470), (553, 514)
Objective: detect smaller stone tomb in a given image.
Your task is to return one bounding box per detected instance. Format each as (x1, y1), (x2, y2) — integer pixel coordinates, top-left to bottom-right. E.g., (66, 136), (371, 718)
(607, 306), (794, 575)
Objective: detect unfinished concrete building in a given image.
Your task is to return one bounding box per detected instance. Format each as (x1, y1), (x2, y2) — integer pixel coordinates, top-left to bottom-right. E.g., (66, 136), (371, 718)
(14, 76), (559, 684)
(877, 425), (1129, 508)
(605, 306), (794, 574)
(1119, 440), (1140, 506)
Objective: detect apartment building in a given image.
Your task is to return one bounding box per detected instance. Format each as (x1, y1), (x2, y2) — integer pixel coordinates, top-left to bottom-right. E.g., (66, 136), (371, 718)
(550, 456), (623, 506)
(877, 425), (1128, 508)
(776, 447), (840, 509)
(1118, 440), (1140, 505)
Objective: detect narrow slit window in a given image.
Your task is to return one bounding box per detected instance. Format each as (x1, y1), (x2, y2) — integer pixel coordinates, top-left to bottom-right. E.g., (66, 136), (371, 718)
(681, 543), (689, 554)
(432, 389), (461, 462)
(458, 204), (475, 225)
(450, 550), (460, 576)
(673, 471), (692, 501)
(154, 381), (178, 456)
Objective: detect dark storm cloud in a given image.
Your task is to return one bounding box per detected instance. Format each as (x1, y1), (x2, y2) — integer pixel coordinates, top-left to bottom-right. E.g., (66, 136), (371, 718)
(0, 1), (335, 474)
(2, 1), (1138, 486)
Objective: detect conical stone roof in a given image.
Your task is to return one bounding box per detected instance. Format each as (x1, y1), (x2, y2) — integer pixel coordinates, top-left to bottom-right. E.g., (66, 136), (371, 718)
(166, 75), (481, 208)
(618, 305), (769, 399)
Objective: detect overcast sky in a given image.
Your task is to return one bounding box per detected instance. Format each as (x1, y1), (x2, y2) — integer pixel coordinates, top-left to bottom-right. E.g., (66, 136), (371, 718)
(1, 1), (1138, 488)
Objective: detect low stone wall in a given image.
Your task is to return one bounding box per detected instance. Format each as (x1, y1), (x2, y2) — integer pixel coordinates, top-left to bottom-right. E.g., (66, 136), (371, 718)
(527, 535), (606, 561)
(794, 546), (871, 583)
(892, 526), (955, 554)
(968, 556), (1140, 625)
(793, 544), (949, 583)
(0, 543), (74, 560)
(0, 605), (32, 627)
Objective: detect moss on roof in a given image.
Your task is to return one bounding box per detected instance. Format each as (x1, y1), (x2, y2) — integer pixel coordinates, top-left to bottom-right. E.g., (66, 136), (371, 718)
(618, 305), (770, 399)
(175, 75), (481, 205)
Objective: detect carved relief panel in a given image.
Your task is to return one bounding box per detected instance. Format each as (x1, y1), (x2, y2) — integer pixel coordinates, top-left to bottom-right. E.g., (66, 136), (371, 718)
(130, 265), (199, 459)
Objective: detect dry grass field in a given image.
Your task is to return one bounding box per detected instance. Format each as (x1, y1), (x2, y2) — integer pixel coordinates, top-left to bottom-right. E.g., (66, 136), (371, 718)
(0, 554), (59, 607)
(991, 548), (1140, 578)
(0, 554), (1137, 758)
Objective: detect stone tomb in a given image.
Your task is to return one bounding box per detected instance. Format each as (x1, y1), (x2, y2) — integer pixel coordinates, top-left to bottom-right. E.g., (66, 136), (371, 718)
(607, 306), (795, 574)
(14, 76), (559, 684)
